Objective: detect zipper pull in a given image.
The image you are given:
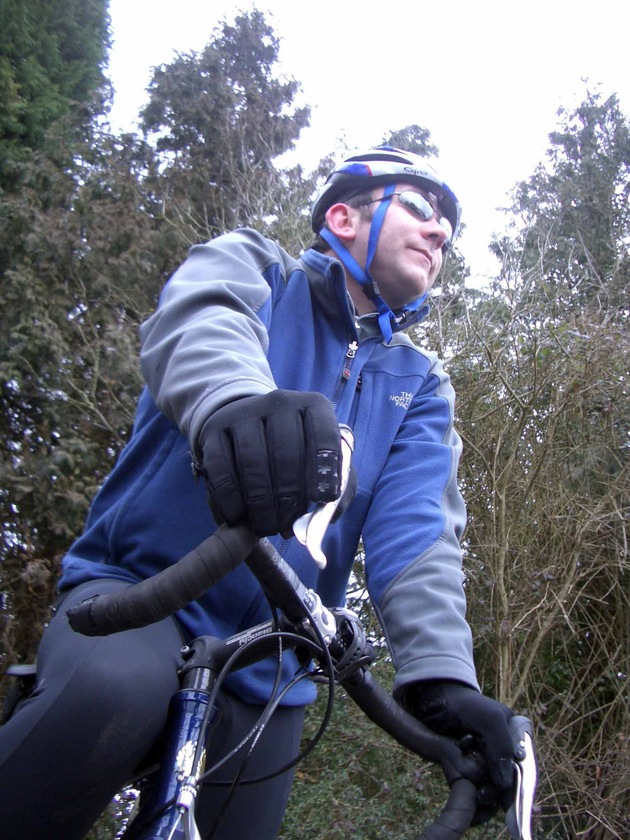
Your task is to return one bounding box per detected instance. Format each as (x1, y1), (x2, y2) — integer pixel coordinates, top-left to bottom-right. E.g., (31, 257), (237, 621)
(342, 341), (358, 381)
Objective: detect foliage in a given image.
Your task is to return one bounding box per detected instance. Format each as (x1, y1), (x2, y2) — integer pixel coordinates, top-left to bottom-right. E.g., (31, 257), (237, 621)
(0, 0), (110, 189)
(1, 2), (629, 836)
(417, 90), (630, 839)
(0, 0), (119, 664)
(382, 124), (439, 157)
(139, 9), (312, 246)
(491, 91), (630, 315)
(453, 300), (628, 839)
(0, 124), (176, 664)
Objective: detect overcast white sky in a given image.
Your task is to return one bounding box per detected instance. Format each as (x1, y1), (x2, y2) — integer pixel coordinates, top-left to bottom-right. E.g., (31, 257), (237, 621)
(107, 0), (630, 280)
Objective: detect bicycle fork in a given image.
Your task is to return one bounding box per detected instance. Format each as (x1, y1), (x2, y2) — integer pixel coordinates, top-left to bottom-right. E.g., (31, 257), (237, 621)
(124, 624), (294, 840)
(127, 662), (216, 840)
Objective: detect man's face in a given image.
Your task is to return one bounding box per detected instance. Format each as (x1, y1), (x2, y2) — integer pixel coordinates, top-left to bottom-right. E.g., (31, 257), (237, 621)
(350, 182), (449, 312)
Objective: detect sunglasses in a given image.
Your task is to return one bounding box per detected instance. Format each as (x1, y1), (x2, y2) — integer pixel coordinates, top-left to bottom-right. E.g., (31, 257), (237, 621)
(368, 190), (453, 246)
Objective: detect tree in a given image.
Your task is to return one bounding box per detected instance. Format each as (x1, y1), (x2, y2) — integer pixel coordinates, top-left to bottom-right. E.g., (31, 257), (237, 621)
(382, 124), (439, 157)
(428, 91), (630, 838)
(139, 9), (313, 247)
(0, 0), (110, 189)
(0, 0), (119, 666)
(0, 125), (179, 665)
(493, 90), (630, 316)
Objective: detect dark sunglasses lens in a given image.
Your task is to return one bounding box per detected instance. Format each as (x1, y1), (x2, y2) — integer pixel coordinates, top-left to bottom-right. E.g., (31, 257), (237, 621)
(399, 191), (434, 221)
(399, 191), (453, 246)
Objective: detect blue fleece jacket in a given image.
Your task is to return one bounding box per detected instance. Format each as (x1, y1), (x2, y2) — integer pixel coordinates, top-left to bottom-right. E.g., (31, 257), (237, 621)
(60, 229), (478, 704)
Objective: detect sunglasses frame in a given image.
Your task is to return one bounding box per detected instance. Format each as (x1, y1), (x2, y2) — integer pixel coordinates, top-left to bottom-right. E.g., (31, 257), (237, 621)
(366, 190), (453, 247)
(394, 191), (453, 245)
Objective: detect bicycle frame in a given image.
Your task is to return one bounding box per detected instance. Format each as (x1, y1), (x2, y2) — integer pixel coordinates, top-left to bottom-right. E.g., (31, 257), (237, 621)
(66, 426), (536, 840)
(75, 536), (531, 840)
(121, 626), (302, 839)
(120, 545), (378, 839)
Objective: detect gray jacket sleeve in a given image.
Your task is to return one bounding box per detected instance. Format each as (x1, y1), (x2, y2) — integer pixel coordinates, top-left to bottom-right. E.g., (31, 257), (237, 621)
(364, 351), (479, 693)
(139, 230), (286, 454)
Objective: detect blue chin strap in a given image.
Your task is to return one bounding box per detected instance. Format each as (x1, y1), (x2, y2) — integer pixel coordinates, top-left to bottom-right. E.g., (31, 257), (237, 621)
(319, 183), (427, 344)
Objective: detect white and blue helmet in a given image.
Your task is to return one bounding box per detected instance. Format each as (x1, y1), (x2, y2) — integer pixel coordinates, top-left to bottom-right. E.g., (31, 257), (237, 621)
(311, 146), (461, 342)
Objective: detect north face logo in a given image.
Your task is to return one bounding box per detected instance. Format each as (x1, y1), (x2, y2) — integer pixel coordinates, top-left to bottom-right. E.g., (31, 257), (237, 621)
(389, 391), (413, 410)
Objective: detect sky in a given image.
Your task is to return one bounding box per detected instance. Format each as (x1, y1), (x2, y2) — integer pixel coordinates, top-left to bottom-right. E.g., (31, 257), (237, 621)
(107, 0), (630, 280)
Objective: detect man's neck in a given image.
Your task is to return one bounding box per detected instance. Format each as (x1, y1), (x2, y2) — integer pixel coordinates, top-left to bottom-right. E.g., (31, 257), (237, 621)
(324, 248), (377, 316)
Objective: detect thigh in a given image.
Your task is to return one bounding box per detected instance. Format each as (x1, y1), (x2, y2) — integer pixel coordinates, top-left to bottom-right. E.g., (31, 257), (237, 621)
(0, 578), (185, 840)
(195, 691), (306, 840)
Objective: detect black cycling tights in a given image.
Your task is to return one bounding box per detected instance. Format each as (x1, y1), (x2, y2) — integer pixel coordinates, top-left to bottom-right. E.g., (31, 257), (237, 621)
(0, 579), (305, 840)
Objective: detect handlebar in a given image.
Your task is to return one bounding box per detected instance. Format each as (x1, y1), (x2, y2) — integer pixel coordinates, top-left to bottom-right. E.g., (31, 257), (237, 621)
(67, 523), (257, 636)
(416, 779), (478, 840)
(66, 525), (494, 839)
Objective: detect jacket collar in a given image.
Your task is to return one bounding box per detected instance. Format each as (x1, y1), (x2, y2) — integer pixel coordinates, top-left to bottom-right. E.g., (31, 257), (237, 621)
(300, 248), (431, 340)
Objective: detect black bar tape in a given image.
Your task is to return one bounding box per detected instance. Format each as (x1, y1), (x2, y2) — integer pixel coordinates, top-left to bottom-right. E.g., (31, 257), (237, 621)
(67, 523), (257, 636)
(244, 539), (312, 623)
(342, 673), (480, 838)
(416, 779), (478, 840)
(342, 671), (484, 785)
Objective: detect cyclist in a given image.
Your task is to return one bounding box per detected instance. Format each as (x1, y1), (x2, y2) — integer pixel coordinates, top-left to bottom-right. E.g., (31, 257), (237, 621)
(0, 146), (518, 839)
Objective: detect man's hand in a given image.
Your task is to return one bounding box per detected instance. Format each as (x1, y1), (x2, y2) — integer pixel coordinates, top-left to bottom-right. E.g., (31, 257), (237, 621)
(405, 680), (516, 823)
(198, 390), (342, 538)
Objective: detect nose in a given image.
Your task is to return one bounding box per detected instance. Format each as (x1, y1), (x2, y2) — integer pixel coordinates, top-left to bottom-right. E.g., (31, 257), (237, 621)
(421, 213), (450, 250)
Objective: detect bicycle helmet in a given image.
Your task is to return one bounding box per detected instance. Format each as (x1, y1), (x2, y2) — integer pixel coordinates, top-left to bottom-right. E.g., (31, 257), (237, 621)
(312, 146), (460, 238)
(311, 146), (461, 343)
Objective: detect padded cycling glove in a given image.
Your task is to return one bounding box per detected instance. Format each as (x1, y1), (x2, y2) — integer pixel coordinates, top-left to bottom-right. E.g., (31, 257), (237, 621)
(197, 390), (342, 538)
(403, 680), (516, 822)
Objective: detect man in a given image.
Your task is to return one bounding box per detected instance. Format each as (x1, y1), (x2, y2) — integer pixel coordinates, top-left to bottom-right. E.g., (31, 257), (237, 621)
(0, 147), (517, 838)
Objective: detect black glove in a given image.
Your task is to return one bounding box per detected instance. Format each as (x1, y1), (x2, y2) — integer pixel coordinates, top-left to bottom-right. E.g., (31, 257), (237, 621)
(405, 680), (516, 823)
(198, 390), (342, 538)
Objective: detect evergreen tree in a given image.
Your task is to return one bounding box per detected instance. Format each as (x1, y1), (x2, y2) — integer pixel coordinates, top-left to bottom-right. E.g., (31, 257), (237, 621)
(0, 125), (176, 664)
(493, 90), (630, 314)
(0, 0), (110, 188)
(140, 9), (312, 246)
(0, 0), (115, 664)
(382, 124), (438, 157)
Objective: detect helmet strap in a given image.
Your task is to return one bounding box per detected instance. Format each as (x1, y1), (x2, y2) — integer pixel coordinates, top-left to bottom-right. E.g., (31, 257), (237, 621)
(320, 183), (405, 342)
(365, 182), (397, 290)
(319, 227), (396, 343)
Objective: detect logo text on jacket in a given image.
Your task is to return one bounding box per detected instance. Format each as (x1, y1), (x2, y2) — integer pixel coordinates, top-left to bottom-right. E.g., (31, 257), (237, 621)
(389, 391), (413, 410)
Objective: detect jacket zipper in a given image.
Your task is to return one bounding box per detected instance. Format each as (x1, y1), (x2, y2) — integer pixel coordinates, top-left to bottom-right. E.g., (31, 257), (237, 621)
(332, 340), (359, 407)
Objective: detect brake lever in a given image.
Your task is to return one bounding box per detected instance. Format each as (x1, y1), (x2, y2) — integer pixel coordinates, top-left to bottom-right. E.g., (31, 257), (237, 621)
(505, 715), (537, 840)
(293, 424), (355, 569)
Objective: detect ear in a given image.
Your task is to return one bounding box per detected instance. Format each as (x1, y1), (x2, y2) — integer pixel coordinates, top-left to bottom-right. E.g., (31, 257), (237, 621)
(325, 202), (360, 243)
